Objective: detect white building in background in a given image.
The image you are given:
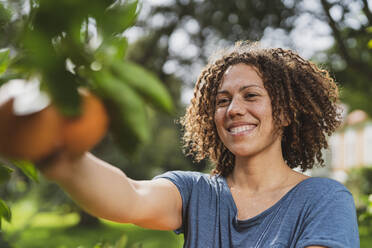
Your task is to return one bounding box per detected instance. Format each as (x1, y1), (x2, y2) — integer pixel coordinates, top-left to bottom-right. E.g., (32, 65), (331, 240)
(322, 110), (372, 182)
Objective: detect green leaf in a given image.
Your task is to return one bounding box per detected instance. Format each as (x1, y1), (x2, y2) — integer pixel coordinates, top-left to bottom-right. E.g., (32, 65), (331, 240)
(21, 29), (56, 70)
(0, 164), (13, 185)
(111, 61), (174, 114)
(100, 0), (139, 35)
(0, 3), (12, 29)
(368, 40), (372, 49)
(95, 36), (129, 64)
(91, 70), (150, 154)
(0, 49), (10, 76)
(44, 69), (81, 117)
(0, 199), (11, 222)
(0, 73), (22, 87)
(93, 243), (103, 248)
(11, 160), (39, 182)
(114, 235), (128, 248)
(366, 26), (372, 33)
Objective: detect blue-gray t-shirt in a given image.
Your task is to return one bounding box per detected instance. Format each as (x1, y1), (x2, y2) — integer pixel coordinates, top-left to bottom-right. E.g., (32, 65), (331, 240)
(154, 171), (359, 248)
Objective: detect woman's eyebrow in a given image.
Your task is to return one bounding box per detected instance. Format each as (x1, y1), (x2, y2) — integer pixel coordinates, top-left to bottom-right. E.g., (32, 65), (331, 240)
(217, 84), (262, 95)
(239, 85), (262, 91)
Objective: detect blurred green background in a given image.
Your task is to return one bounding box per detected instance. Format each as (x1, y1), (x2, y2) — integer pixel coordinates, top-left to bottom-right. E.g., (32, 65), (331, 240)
(1, 0), (372, 247)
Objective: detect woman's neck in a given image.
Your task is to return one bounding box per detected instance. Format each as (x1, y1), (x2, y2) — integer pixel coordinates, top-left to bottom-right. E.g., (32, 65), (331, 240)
(231, 158), (290, 192)
(227, 143), (297, 195)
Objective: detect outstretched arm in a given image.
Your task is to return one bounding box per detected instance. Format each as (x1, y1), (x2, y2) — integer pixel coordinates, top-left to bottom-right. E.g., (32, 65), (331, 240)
(41, 152), (182, 230)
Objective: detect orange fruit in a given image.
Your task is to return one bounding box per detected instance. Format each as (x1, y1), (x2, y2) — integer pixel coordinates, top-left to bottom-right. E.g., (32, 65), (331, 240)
(62, 89), (109, 156)
(0, 99), (63, 161)
(0, 88), (109, 161)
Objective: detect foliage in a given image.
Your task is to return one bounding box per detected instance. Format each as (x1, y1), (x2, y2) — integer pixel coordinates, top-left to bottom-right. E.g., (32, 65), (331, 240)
(306, 1), (372, 115)
(0, 0), (174, 231)
(0, 159), (38, 228)
(93, 235), (130, 248)
(128, 0), (298, 87)
(2, 197), (183, 248)
(345, 167), (372, 228)
(130, 1), (372, 116)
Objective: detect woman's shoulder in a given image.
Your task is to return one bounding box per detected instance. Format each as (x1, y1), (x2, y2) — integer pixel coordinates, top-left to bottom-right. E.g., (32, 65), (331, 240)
(294, 176), (352, 200)
(153, 170), (224, 200)
(154, 170), (209, 179)
(153, 170), (215, 186)
(300, 176), (349, 190)
(283, 176), (356, 223)
(289, 177), (359, 248)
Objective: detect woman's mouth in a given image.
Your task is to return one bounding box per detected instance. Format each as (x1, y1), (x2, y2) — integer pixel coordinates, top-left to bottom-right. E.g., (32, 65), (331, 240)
(228, 124), (256, 135)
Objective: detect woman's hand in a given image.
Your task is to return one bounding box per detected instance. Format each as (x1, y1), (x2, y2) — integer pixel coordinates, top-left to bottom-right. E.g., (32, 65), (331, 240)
(36, 150), (84, 181)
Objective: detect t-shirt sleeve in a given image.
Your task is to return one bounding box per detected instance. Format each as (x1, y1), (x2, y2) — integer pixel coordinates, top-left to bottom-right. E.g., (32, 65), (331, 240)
(296, 189), (360, 248)
(153, 170), (200, 234)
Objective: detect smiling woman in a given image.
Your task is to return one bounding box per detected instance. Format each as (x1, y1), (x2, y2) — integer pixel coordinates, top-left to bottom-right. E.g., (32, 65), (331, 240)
(40, 41), (359, 248)
(174, 41), (359, 247)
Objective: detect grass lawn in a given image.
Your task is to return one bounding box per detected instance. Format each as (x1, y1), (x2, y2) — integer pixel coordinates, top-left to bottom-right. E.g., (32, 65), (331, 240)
(3, 198), (183, 248)
(359, 226), (372, 248)
(5, 223), (183, 248)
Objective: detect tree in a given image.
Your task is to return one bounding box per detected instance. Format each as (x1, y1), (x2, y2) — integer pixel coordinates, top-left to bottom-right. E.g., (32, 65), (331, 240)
(132, 0), (298, 85)
(0, 0), (174, 231)
(345, 167), (372, 228)
(131, 0), (372, 114)
(313, 0), (372, 115)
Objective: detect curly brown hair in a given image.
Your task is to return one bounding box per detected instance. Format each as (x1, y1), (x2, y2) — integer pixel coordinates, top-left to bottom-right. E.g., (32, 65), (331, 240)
(180, 41), (342, 177)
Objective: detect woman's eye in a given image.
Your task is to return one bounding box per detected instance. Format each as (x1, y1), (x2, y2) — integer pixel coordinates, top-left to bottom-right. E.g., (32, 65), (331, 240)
(216, 98), (230, 105)
(244, 93), (257, 99)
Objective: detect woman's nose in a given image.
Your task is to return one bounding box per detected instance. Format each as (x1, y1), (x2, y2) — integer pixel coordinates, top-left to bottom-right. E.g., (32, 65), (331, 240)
(227, 98), (245, 118)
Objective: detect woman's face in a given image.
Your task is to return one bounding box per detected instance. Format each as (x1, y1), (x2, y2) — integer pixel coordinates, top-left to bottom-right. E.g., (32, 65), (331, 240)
(214, 63), (282, 158)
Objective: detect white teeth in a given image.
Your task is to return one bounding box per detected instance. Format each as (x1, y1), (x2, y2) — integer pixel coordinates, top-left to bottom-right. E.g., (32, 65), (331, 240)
(229, 125), (256, 134)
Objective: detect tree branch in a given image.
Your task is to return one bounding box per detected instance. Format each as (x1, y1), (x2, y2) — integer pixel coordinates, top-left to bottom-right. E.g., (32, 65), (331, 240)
(320, 0), (351, 61)
(361, 0), (372, 24)
(320, 0), (372, 80)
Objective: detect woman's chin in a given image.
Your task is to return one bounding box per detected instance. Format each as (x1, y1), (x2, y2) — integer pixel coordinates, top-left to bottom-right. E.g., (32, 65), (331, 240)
(229, 146), (258, 158)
